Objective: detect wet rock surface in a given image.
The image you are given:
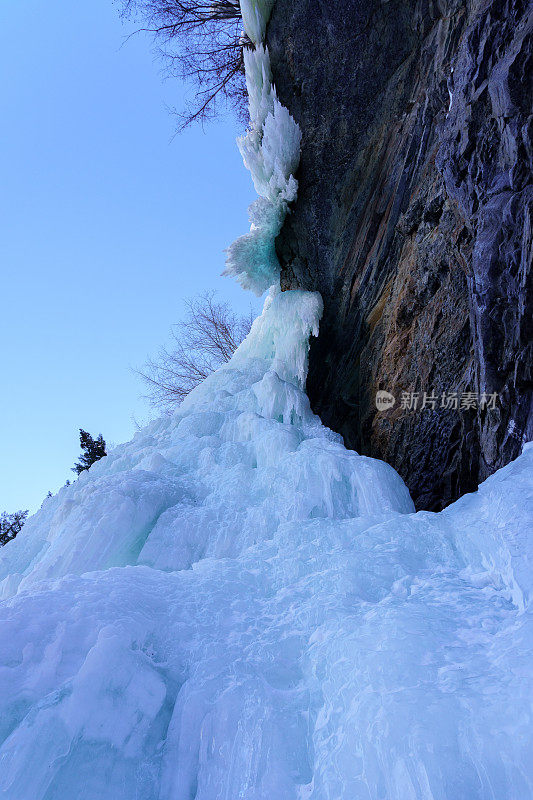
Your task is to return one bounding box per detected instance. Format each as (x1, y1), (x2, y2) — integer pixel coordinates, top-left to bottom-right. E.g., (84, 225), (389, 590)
(267, 0), (533, 510)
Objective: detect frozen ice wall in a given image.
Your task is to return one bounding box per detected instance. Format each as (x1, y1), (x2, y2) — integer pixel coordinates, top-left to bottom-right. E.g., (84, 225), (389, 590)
(0, 288), (532, 800)
(224, 1), (301, 294)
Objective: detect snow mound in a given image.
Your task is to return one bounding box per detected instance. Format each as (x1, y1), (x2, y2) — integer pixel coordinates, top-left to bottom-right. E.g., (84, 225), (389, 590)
(0, 289), (532, 800)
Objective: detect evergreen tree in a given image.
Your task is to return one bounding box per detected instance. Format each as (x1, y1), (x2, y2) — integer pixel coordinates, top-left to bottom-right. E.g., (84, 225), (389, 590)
(72, 429), (107, 475)
(0, 510), (28, 547)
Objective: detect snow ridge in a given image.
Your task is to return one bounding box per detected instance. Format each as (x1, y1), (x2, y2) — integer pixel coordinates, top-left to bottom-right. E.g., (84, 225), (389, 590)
(224, 0), (301, 294)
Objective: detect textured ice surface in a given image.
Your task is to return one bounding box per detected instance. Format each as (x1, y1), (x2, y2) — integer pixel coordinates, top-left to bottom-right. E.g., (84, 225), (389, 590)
(225, 9), (301, 294)
(240, 0), (276, 46)
(1, 289), (532, 800)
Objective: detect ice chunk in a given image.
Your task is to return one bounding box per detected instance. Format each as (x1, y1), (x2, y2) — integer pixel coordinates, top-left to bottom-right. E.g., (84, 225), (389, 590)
(243, 44), (273, 130)
(0, 470), (185, 598)
(238, 93), (301, 204)
(240, 0), (276, 45)
(224, 198), (283, 294)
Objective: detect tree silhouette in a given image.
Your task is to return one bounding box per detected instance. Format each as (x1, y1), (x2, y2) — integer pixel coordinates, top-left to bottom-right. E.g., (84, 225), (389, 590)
(120, 0), (250, 127)
(72, 430), (107, 475)
(137, 291), (254, 410)
(0, 510), (29, 547)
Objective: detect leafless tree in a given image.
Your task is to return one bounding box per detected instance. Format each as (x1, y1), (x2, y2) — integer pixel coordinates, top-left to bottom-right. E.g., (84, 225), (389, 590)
(119, 0), (251, 127)
(137, 291), (254, 410)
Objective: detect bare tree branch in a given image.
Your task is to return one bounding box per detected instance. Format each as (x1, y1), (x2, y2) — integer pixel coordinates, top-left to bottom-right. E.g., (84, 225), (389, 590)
(118, 0), (251, 127)
(136, 291), (254, 411)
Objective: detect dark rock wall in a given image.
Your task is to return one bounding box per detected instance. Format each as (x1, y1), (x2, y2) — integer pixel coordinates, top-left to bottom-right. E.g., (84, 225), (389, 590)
(267, 0), (532, 510)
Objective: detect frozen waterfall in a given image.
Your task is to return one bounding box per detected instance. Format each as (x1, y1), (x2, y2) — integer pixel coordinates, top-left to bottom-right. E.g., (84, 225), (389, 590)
(0, 288), (532, 799)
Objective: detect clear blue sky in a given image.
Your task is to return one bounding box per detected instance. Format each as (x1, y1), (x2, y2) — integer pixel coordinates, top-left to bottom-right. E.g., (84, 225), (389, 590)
(0, 0), (257, 513)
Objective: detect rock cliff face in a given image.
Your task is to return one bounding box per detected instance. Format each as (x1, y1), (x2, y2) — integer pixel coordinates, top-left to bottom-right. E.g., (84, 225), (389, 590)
(267, 0), (533, 510)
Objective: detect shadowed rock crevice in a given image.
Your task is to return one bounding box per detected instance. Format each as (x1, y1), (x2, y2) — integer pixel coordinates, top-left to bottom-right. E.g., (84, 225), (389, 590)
(268, 0), (532, 510)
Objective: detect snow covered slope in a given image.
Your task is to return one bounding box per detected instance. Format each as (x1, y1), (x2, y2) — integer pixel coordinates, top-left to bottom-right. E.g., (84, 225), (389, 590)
(0, 288), (532, 800)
